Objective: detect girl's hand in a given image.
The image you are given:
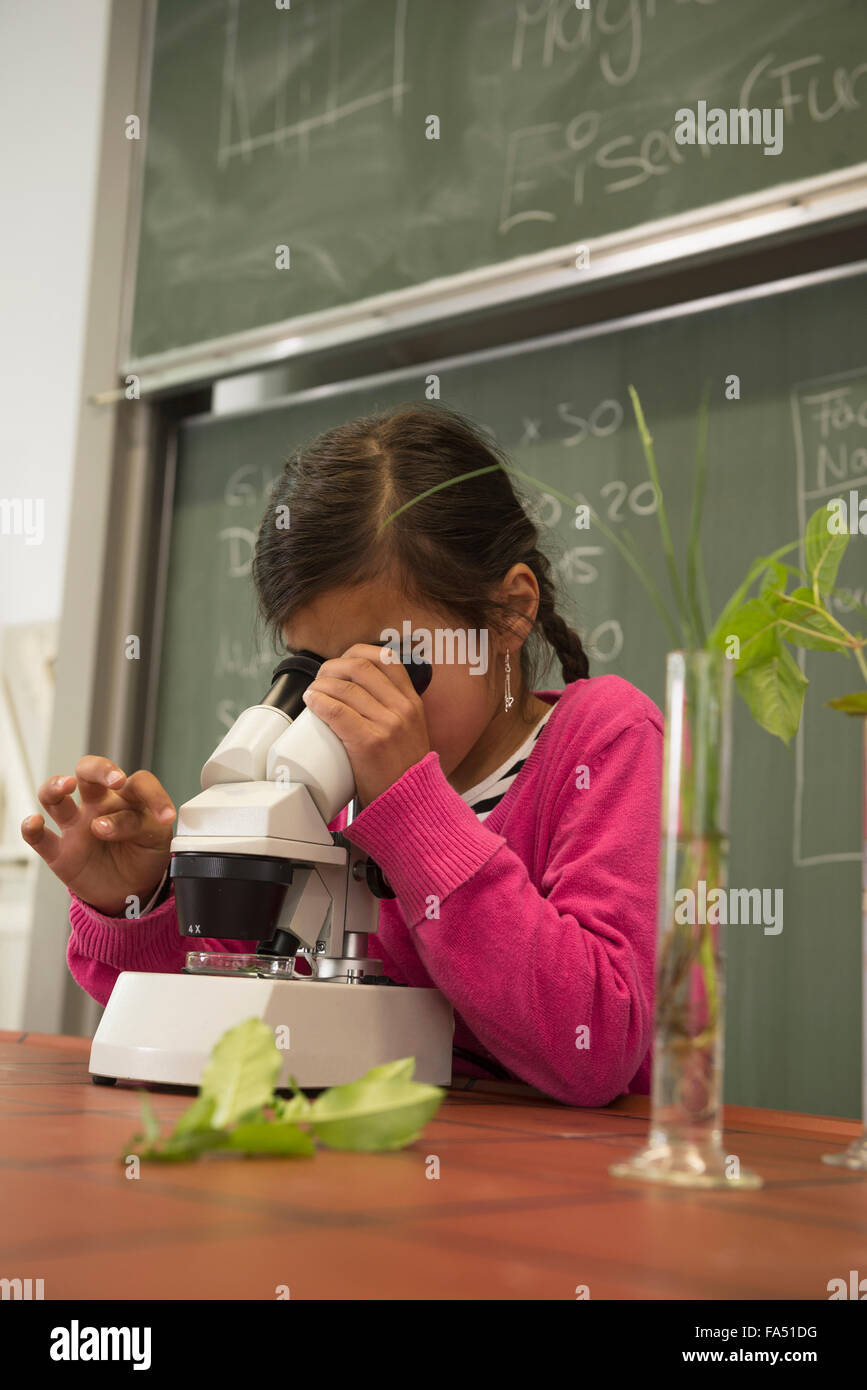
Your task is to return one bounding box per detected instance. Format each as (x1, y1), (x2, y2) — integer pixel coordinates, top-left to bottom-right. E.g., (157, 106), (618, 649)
(301, 644), (430, 808)
(20, 756), (177, 917)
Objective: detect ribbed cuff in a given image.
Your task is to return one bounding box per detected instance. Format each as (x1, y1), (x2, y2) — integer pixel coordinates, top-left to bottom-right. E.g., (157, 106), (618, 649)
(68, 888), (185, 972)
(343, 752), (505, 923)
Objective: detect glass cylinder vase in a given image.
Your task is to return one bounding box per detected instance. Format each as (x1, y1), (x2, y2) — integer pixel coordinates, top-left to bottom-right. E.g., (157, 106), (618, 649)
(822, 715), (867, 1170)
(610, 649), (762, 1189)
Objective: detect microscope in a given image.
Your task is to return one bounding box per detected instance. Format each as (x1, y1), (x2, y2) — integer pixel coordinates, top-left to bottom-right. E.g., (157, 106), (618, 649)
(88, 649), (455, 1089)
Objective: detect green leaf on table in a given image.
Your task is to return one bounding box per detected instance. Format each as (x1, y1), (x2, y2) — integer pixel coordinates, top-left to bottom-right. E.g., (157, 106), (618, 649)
(772, 587), (850, 652)
(126, 1093), (231, 1162)
(224, 1122), (315, 1156)
(805, 506), (848, 595)
(199, 1018), (282, 1129)
(135, 1128), (233, 1163)
(828, 691), (867, 715)
(735, 644), (808, 744)
(307, 1057), (445, 1152)
(171, 1094), (218, 1136)
(272, 1090), (313, 1120)
(362, 1058), (418, 1083)
(135, 1091), (161, 1147)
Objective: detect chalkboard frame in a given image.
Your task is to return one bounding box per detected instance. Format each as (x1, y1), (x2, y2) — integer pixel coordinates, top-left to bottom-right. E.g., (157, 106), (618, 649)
(121, 161), (867, 397)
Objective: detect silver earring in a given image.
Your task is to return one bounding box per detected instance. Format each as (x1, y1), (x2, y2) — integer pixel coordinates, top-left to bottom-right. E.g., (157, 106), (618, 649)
(504, 650), (514, 712)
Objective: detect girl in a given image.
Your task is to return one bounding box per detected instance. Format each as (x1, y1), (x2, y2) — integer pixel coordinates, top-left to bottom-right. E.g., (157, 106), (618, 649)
(22, 403), (662, 1107)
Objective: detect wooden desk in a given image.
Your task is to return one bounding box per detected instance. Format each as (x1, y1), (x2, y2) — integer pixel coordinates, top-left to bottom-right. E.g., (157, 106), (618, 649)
(1, 1030), (865, 1300)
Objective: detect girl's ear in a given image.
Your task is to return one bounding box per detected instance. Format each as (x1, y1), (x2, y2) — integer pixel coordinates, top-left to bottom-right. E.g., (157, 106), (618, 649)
(496, 564), (540, 649)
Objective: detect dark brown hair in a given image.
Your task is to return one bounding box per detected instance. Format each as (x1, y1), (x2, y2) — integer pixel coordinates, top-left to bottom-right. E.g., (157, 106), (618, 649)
(252, 402), (589, 703)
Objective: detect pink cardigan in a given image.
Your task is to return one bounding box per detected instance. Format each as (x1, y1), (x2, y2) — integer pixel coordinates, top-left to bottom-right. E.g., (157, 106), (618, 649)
(67, 675), (663, 1107)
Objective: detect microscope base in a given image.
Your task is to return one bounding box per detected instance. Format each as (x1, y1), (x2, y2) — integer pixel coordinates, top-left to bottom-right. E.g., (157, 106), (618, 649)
(89, 971), (455, 1088)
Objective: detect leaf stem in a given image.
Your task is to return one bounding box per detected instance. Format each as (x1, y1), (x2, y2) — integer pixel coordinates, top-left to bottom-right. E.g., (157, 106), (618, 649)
(766, 588), (857, 643)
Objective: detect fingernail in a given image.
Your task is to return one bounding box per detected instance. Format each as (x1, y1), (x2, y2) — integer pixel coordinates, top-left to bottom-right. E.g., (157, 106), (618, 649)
(53, 776), (68, 790)
(159, 806), (176, 821)
(95, 819), (111, 832)
(105, 770), (124, 786)
(21, 816), (35, 830)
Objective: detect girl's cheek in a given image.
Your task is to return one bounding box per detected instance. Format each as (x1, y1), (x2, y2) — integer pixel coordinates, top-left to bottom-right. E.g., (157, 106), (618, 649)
(423, 692), (484, 766)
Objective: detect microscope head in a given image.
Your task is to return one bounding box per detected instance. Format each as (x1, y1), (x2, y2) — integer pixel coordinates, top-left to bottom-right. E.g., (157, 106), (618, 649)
(169, 647), (431, 956)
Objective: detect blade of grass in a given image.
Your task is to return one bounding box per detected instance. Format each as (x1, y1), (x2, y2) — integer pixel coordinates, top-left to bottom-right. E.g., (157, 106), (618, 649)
(376, 465), (502, 532)
(628, 386), (694, 647)
(506, 465), (680, 647)
(686, 381), (711, 646)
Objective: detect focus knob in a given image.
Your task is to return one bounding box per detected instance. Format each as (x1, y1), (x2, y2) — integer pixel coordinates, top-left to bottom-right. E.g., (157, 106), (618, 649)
(363, 857), (396, 899)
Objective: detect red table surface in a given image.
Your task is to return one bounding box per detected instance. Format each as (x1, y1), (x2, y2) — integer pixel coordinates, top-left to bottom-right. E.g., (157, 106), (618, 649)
(1, 1030), (865, 1300)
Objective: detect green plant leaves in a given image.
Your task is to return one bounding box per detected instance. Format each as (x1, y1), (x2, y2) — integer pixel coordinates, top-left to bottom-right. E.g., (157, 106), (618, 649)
(171, 1093), (217, 1134)
(123, 1021), (445, 1163)
(307, 1060), (445, 1152)
(272, 1088), (313, 1121)
(805, 506), (849, 596)
(770, 587), (850, 652)
(709, 542), (802, 650)
(828, 692), (867, 715)
(705, 508), (864, 734)
(128, 1093), (232, 1162)
(712, 598), (779, 673)
(735, 645), (808, 745)
(224, 1122), (315, 1155)
(199, 1017), (282, 1128)
(603, 395), (867, 737)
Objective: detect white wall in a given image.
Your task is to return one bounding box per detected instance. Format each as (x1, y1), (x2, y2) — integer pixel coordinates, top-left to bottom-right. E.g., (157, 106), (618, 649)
(0, 0), (111, 629)
(0, 0), (112, 1027)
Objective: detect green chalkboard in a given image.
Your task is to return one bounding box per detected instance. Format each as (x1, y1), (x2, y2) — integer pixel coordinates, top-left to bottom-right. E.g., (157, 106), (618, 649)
(150, 265), (867, 1119)
(131, 0), (867, 360)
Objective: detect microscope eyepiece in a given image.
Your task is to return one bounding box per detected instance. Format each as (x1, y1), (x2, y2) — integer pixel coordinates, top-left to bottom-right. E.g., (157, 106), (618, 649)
(261, 650), (324, 720)
(266, 644), (432, 707)
(371, 639), (432, 695)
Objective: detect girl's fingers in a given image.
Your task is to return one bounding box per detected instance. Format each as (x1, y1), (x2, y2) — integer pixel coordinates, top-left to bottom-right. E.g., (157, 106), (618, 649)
(316, 648), (417, 710)
(20, 813), (64, 865)
(116, 770), (176, 824)
(302, 688), (371, 744)
(304, 674), (389, 725)
(35, 774), (80, 829)
(75, 755), (128, 804)
(90, 808), (168, 843)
